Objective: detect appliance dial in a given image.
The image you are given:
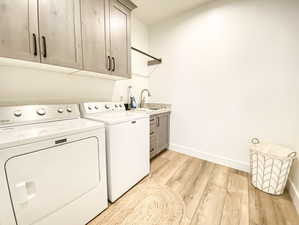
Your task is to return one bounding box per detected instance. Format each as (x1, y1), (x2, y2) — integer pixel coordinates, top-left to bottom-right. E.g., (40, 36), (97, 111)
(37, 109), (46, 116)
(67, 107), (72, 113)
(95, 105), (99, 109)
(57, 108), (64, 113)
(115, 105), (118, 108)
(88, 106), (92, 110)
(14, 110), (22, 117)
(119, 104), (123, 107)
(105, 104), (110, 109)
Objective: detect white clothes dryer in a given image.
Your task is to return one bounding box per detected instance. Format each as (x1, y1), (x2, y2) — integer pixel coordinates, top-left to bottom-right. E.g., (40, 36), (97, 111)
(0, 104), (108, 225)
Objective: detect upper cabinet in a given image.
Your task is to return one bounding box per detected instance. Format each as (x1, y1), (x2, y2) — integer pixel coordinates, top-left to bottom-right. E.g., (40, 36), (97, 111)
(81, 0), (108, 74)
(108, 0), (132, 78)
(0, 0), (137, 78)
(38, 0), (83, 69)
(0, 0), (40, 62)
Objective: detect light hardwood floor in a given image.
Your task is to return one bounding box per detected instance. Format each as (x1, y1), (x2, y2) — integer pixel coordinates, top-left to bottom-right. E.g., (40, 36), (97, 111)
(89, 150), (299, 225)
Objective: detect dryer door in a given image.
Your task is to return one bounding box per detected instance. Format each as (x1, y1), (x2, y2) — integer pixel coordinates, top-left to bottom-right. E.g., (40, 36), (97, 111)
(5, 137), (100, 225)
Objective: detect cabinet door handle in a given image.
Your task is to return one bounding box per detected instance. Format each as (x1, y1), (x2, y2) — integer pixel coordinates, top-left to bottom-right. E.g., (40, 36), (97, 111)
(112, 57), (115, 72)
(32, 33), (37, 56)
(42, 36), (47, 58)
(107, 56), (112, 71)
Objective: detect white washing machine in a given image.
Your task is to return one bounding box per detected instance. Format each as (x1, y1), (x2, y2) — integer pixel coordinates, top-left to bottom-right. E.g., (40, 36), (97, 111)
(0, 104), (108, 225)
(80, 102), (150, 202)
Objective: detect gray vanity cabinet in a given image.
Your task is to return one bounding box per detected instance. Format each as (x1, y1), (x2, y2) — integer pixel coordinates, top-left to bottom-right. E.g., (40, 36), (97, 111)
(150, 117), (158, 158)
(108, 0), (132, 78)
(81, 0), (108, 73)
(156, 113), (170, 151)
(0, 0), (40, 62)
(38, 0), (83, 69)
(150, 112), (170, 159)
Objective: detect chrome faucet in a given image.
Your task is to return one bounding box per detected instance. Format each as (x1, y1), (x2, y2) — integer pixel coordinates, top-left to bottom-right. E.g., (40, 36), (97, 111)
(140, 89), (152, 108)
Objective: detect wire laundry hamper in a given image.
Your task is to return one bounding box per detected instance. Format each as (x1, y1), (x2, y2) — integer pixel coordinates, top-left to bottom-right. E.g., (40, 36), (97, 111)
(250, 138), (297, 195)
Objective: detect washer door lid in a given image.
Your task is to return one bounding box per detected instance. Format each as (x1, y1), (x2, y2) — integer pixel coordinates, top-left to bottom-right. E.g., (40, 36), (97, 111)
(5, 137), (100, 225)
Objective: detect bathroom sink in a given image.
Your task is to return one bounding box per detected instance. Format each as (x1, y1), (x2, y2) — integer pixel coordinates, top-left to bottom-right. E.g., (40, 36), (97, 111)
(136, 107), (160, 112)
(148, 107), (160, 110)
(133, 106), (170, 115)
(135, 108), (151, 112)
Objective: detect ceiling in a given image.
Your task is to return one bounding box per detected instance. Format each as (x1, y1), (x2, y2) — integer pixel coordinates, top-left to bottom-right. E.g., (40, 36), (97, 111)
(132, 0), (215, 25)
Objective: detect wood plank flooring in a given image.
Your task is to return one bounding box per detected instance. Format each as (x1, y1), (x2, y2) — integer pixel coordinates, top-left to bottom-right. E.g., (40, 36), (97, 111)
(89, 150), (299, 225)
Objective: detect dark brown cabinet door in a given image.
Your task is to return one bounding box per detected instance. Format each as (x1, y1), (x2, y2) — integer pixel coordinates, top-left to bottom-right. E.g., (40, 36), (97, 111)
(0, 0), (40, 62)
(81, 0), (109, 73)
(38, 0), (82, 69)
(108, 0), (131, 78)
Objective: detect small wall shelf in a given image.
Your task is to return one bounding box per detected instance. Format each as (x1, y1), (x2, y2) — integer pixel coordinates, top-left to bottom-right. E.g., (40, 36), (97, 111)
(131, 47), (162, 66)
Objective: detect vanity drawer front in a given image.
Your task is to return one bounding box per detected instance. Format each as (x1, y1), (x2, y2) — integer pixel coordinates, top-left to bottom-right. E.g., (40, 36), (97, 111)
(150, 134), (156, 144)
(150, 116), (156, 126)
(150, 134), (158, 158)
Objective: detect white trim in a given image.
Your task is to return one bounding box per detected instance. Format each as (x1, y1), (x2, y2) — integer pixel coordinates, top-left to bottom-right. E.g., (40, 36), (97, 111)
(169, 143), (250, 172)
(287, 179), (299, 214)
(132, 73), (149, 78)
(0, 57), (78, 74)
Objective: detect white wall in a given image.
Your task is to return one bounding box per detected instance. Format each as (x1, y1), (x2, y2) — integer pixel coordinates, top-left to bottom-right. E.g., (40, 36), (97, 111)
(149, 0), (299, 172)
(112, 15), (150, 103)
(0, 16), (149, 106)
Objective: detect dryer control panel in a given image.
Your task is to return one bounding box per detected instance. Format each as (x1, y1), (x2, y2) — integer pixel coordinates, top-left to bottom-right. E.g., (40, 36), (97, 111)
(81, 102), (125, 115)
(0, 104), (80, 127)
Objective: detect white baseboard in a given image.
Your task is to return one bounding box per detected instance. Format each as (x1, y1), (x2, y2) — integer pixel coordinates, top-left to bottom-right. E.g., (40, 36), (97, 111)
(169, 143), (250, 172)
(287, 179), (299, 214)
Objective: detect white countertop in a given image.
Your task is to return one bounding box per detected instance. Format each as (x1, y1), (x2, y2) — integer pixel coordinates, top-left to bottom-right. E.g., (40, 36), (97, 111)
(130, 108), (171, 116)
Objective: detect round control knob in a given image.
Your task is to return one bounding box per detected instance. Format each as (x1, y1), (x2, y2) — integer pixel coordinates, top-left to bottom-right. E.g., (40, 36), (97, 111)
(88, 106), (92, 110)
(95, 105), (99, 110)
(67, 107), (72, 113)
(57, 108), (64, 113)
(37, 109), (46, 116)
(14, 110), (22, 117)
(119, 104), (123, 107)
(105, 105), (110, 109)
(115, 105), (118, 108)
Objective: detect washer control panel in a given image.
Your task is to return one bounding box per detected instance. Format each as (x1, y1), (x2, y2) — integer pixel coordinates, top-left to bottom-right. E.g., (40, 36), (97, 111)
(0, 104), (80, 127)
(81, 102), (125, 114)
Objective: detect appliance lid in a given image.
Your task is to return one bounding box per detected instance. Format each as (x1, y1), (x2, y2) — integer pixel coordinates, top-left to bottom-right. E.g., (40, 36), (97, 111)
(84, 112), (149, 125)
(0, 118), (104, 150)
